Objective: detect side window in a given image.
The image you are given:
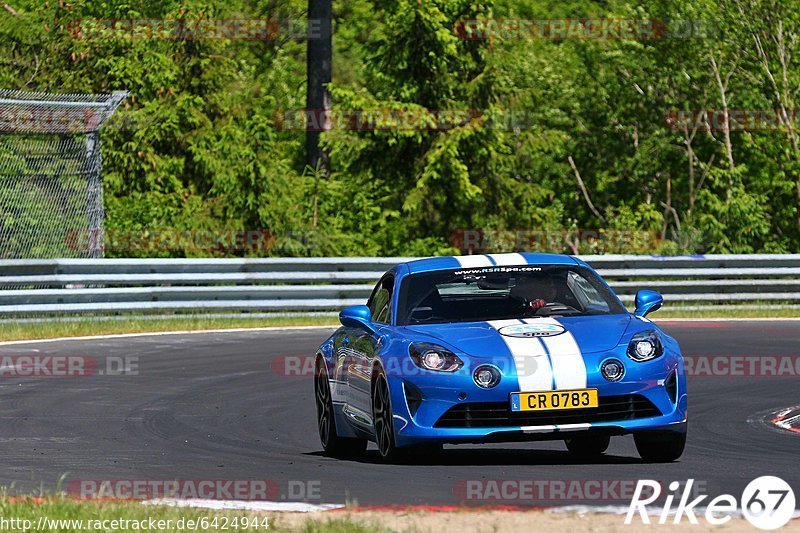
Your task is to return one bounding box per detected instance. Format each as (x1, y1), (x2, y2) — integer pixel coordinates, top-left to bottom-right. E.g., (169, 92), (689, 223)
(368, 276), (394, 324)
(567, 271), (610, 312)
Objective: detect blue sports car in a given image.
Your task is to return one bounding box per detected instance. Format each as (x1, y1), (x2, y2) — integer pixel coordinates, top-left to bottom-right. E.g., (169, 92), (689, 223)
(314, 253), (687, 463)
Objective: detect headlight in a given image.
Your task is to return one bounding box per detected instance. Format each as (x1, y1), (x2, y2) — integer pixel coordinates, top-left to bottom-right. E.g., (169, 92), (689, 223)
(626, 330), (664, 362)
(409, 343), (463, 372)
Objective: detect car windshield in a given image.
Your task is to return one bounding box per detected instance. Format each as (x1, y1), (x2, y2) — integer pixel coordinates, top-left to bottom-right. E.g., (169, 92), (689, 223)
(397, 264), (626, 325)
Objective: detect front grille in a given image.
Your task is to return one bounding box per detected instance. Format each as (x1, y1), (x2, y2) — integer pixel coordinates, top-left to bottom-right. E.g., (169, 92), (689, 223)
(434, 394), (661, 428)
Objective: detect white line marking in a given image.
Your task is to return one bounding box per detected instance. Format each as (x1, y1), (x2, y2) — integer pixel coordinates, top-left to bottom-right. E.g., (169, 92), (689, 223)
(0, 325), (338, 347)
(454, 255), (493, 268)
(142, 499), (344, 513)
(487, 253), (527, 266)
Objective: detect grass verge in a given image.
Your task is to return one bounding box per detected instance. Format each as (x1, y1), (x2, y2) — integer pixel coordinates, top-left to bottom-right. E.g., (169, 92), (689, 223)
(0, 496), (384, 532)
(0, 307), (797, 342)
(0, 316), (337, 342)
(655, 307), (800, 319)
(0, 497), (767, 532)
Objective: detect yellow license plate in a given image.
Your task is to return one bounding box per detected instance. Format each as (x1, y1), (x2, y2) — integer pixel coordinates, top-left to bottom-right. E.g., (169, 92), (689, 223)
(511, 389), (599, 412)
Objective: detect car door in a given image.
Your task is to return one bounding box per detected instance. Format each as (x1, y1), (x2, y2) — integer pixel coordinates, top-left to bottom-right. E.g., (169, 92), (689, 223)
(344, 274), (394, 427)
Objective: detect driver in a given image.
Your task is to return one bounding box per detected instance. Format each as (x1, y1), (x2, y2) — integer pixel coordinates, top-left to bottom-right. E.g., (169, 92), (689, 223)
(511, 274), (558, 314)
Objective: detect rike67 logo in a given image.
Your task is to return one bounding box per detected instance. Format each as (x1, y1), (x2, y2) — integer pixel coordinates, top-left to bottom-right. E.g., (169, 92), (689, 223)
(626, 477), (796, 530)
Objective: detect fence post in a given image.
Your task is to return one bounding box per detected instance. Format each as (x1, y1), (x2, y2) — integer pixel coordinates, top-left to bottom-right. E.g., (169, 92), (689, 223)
(0, 89), (128, 260)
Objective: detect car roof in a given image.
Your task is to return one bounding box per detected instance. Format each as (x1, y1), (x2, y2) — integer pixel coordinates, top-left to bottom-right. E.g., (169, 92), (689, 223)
(401, 253), (581, 274)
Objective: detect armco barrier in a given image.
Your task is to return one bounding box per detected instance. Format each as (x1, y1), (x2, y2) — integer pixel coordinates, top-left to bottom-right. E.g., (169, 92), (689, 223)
(0, 255), (797, 315)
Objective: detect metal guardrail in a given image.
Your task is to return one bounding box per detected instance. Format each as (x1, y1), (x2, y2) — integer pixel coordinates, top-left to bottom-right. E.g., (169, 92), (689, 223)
(0, 255), (798, 315)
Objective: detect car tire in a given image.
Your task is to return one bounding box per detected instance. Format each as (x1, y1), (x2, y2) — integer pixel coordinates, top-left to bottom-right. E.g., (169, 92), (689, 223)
(565, 435), (610, 457)
(314, 358), (367, 458)
(372, 371), (405, 463)
(634, 431), (686, 463)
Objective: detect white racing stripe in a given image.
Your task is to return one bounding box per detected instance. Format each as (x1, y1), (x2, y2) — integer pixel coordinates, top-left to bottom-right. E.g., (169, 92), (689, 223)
(491, 317), (592, 434)
(487, 253), (527, 266)
(525, 318), (588, 390)
(488, 320), (553, 392)
(506, 336), (554, 391)
(454, 255), (493, 268)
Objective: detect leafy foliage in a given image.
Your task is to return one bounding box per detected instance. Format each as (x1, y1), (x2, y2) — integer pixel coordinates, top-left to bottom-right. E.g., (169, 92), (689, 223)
(1, 0), (799, 256)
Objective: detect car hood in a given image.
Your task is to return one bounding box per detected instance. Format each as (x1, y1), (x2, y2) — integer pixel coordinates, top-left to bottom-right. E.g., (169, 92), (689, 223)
(402, 315), (632, 357)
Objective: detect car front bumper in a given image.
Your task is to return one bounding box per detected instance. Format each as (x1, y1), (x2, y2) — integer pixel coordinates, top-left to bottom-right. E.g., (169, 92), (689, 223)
(386, 352), (688, 447)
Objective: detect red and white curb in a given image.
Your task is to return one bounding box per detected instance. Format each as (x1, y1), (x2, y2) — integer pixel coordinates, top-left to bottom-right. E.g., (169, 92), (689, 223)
(771, 406), (800, 435)
(140, 501), (800, 518)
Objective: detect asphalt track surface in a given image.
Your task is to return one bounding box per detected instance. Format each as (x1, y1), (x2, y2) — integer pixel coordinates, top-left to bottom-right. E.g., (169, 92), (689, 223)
(0, 321), (798, 506)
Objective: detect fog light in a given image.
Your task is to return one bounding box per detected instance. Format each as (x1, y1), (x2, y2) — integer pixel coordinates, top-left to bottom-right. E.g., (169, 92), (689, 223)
(473, 365), (501, 389)
(601, 359), (625, 382)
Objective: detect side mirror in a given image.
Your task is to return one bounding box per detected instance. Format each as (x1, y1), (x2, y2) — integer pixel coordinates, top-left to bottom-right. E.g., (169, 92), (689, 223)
(634, 290), (663, 317)
(339, 305), (376, 333)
